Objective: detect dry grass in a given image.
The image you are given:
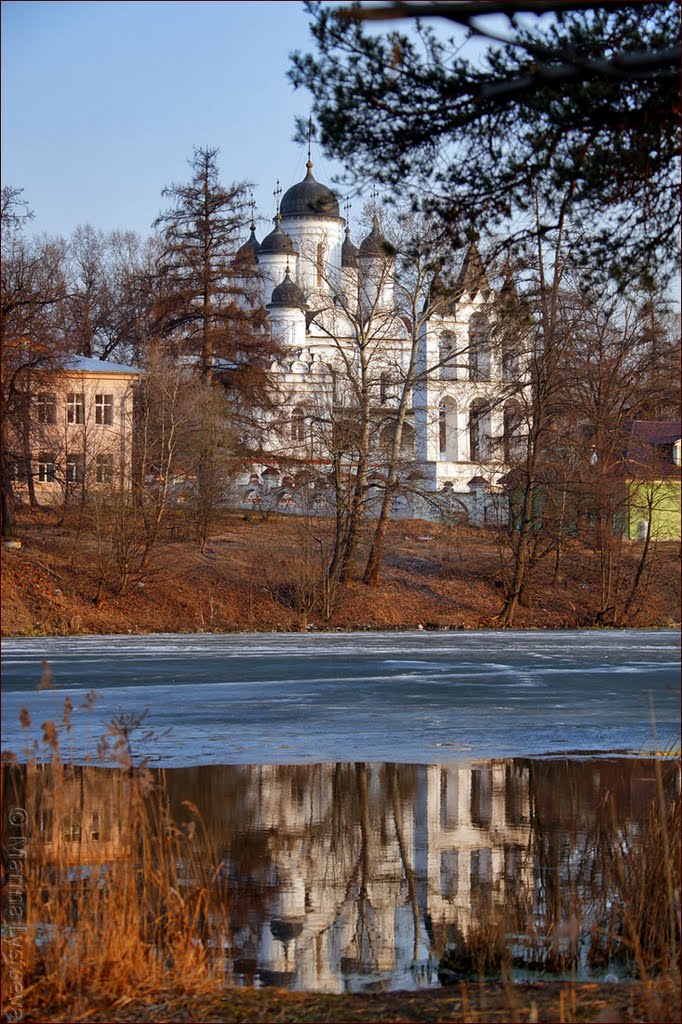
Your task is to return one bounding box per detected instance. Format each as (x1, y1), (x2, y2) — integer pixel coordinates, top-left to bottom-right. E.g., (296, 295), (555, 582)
(2, 507), (680, 636)
(438, 768), (681, 987)
(2, 705), (230, 1021)
(18, 978), (681, 1023)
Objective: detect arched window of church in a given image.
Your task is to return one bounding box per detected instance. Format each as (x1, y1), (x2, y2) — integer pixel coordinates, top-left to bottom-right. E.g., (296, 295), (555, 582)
(316, 242), (325, 287)
(291, 406), (306, 443)
(503, 401), (523, 462)
(439, 404), (447, 453)
(469, 313), (491, 381)
(502, 340), (517, 382)
(401, 422), (415, 455)
(380, 373), (389, 404)
(469, 400), (489, 463)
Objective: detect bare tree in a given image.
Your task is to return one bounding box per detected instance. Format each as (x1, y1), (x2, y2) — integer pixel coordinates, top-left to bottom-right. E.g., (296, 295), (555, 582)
(1, 188), (68, 537)
(559, 290), (679, 625)
(362, 213), (476, 585)
(495, 193), (575, 627)
(301, 210), (407, 587)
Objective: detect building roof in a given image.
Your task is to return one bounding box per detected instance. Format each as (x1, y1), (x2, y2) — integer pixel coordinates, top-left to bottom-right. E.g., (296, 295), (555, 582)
(627, 420), (681, 446)
(280, 161), (340, 219)
(623, 420), (682, 478)
(341, 226), (358, 268)
(455, 243), (490, 298)
(358, 215), (395, 259)
(235, 224), (261, 262)
(260, 213), (296, 255)
(268, 267), (307, 309)
(65, 356), (141, 375)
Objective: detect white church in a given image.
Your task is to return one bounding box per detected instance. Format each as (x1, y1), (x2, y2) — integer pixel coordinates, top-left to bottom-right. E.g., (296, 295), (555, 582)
(234, 157), (526, 523)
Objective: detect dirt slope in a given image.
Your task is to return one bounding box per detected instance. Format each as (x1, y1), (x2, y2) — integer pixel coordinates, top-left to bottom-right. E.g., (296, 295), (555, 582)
(2, 509), (679, 636)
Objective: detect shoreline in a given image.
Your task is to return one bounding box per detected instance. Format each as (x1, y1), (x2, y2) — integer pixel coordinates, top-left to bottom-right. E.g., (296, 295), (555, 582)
(3, 622), (680, 639)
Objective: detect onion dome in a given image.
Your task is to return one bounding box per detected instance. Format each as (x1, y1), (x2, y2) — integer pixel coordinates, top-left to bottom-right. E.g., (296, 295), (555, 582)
(280, 160), (340, 218)
(235, 223), (261, 262)
(260, 213), (296, 255)
(358, 215), (396, 259)
(268, 267), (307, 308)
(341, 226), (358, 269)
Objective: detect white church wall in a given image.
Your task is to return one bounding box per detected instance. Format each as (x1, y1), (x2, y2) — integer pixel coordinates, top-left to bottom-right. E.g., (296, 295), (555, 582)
(232, 162), (529, 526)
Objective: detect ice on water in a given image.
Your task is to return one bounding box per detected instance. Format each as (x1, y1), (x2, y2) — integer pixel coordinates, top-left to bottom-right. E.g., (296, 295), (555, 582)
(2, 630), (679, 767)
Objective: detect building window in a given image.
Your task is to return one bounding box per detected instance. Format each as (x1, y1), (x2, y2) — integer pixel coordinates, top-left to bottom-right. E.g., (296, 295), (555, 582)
(503, 402), (523, 462)
(380, 373), (389, 405)
(469, 401), (488, 463)
(95, 454), (114, 484)
(66, 392), (85, 425)
(66, 453), (85, 484)
(316, 242), (324, 287)
(501, 344), (517, 383)
(95, 394), (114, 425)
(469, 314), (491, 381)
(291, 407), (306, 442)
(8, 457), (28, 483)
(439, 404), (447, 453)
(38, 453), (57, 483)
(440, 850), (459, 899)
(36, 392), (57, 425)
(470, 767), (493, 828)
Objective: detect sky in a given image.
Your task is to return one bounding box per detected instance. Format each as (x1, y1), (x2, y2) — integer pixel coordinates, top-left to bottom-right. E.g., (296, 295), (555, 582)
(1, 0), (358, 240)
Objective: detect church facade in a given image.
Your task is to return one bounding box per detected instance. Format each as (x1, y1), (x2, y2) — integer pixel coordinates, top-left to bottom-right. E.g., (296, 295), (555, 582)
(235, 160), (526, 524)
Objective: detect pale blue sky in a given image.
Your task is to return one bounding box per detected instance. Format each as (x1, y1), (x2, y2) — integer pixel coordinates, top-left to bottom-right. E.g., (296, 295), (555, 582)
(1, 0), (353, 239)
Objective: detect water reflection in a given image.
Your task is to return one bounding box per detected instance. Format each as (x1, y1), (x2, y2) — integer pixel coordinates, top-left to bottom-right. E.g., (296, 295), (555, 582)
(4, 758), (679, 992)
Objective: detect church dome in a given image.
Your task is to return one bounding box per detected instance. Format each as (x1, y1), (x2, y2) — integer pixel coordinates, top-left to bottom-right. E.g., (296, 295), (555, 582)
(341, 226), (358, 268)
(280, 161), (340, 219)
(359, 215), (395, 259)
(268, 267), (307, 308)
(260, 213), (296, 255)
(235, 224), (261, 262)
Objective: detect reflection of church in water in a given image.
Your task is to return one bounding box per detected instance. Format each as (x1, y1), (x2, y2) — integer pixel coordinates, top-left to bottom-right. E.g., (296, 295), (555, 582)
(234, 156), (527, 521)
(18, 758), (677, 994)
(224, 761), (532, 993)
(21, 760), (531, 992)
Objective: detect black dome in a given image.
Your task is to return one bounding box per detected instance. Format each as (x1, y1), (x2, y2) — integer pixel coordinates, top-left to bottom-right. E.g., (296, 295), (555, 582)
(268, 267), (307, 308)
(280, 161), (340, 219)
(270, 919), (304, 942)
(260, 214), (295, 255)
(341, 227), (358, 268)
(359, 215), (395, 259)
(235, 224), (261, 262)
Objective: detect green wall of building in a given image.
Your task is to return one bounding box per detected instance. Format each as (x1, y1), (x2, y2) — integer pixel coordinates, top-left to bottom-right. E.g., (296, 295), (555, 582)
(627, 479), (681, 540)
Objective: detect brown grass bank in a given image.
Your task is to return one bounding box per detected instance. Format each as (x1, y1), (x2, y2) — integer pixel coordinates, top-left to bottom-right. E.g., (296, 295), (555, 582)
(2, 508), (680, 636)
(18, 978), (682, 1023)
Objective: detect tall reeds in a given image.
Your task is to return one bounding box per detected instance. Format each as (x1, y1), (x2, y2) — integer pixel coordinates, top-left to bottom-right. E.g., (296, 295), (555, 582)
(2, 700), (229, 1019)
(439, 757), (680, 985)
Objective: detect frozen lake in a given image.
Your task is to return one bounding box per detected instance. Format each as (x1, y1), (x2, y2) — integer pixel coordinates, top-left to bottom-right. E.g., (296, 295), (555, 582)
(1, 630), (679, 766)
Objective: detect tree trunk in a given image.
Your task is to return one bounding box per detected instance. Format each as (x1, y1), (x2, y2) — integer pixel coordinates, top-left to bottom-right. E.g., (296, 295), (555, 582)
(388, 765), (421, 962)
(1, 420), (17, 538)
(338, 436), (369, 583)
(364, 359), (416, 587)
(498, 444), (540, 627)
(19, 399), (38, 508)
